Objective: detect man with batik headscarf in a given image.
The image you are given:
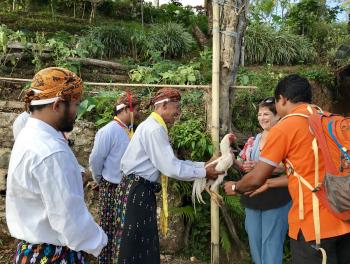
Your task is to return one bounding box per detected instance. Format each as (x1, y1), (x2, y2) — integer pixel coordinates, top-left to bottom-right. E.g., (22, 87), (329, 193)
(114, 87), (223, 264)
(6, 67), (107, 264)
(89, 92), (141, 264)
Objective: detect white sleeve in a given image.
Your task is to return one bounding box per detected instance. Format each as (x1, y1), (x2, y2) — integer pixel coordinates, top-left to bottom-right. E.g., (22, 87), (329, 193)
(12, 112), (30, 140)
(143, 128), (206, 181)
(33, 152), (107, 257)
(89, 128), (114, 183)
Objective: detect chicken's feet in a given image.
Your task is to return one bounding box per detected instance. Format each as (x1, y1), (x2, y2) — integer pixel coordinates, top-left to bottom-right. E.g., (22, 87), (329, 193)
(205, 187), (224, 207)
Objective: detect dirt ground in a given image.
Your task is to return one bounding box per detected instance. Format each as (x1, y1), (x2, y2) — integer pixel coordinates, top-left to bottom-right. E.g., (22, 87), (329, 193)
(0, 195), (202, 264)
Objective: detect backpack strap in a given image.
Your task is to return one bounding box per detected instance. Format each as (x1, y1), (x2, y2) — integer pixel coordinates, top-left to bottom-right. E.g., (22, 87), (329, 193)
(328, 120), (350, 161)
(286, 155), (327, 264)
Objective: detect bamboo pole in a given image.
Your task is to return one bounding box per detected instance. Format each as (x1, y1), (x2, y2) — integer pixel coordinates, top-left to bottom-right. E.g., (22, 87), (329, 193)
(211, 1), (220, 263)
(0, 77), (257, 90)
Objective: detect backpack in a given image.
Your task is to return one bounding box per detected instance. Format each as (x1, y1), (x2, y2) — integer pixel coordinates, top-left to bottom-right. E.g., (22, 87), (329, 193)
(282, 105), (350, 263)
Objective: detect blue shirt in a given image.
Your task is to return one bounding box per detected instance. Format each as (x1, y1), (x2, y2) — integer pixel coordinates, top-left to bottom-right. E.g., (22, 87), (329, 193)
(89, 120), (130, 184)
(120, 115), (206, 182)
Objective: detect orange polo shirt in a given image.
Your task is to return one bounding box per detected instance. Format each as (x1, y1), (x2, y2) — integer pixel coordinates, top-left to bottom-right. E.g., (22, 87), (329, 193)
(260, 104), (350, 241)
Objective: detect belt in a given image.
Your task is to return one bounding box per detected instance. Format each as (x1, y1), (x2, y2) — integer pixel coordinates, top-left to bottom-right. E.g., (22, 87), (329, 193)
(125, 173), (162, 193)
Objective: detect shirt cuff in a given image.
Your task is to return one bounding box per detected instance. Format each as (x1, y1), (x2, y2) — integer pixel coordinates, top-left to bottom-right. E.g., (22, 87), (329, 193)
(195, 167), (206, 178)
(259, 157), (278, 167)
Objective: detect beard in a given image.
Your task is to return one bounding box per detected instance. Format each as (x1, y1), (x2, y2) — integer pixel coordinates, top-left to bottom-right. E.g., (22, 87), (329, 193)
(57, 102), (75, 132)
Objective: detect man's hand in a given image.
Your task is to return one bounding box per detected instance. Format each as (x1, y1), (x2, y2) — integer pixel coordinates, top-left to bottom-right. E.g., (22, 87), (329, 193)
(224, 181), (237, 196)
(242, 161), (257, 173)
(205, 153), (220, 166)
(205, 163), (223, 180)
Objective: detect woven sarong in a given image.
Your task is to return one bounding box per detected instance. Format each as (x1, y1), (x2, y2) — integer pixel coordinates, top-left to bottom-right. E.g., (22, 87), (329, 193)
(14, 241), (87, 264)
(98, 178), (119, 264)
(114, 174), (161, 264)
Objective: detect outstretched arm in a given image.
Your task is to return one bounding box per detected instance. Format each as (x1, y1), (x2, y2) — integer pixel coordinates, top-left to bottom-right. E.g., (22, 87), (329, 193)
(224, 160), (275, 195)
(246, 174), (288, 197)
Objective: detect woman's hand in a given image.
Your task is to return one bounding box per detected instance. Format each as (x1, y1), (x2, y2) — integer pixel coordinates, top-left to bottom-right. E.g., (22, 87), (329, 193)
(242, 161), (257, 173)
(245, 181), (269, 197)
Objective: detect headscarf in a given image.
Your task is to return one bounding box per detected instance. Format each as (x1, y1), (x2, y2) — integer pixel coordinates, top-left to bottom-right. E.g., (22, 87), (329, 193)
(150, 88), (181, 106)
(24, 67), (83, 110)
(115, 92), (140, 112)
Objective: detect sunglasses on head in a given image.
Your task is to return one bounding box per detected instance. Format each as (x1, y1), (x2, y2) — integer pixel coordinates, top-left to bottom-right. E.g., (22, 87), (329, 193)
(261, 97), (275, 104)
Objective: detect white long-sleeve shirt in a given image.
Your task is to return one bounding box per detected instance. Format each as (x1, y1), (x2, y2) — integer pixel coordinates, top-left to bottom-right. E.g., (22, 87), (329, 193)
(89, 120), (130, 184)
(12, 111), (30, 140)
(120, 115), (206, 182)
(6, 117), (107, 257)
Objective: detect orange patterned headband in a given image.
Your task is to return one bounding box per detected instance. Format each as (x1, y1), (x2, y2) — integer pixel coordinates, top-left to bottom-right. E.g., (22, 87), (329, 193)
(24, 67), (83, 108)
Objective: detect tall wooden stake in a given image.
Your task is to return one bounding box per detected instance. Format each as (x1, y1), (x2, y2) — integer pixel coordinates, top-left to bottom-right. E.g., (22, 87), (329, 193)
(211, 1), (220, 263)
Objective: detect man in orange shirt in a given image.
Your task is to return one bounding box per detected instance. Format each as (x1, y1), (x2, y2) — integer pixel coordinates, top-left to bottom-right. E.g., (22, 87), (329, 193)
(224, 74), (350, 263)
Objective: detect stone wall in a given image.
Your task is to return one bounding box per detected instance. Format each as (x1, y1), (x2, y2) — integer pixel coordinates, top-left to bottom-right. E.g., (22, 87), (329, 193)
(0, 101), (185, 254)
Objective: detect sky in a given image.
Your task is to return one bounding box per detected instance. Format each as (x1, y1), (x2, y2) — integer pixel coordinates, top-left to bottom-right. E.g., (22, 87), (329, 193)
(145, 0), (348, 22)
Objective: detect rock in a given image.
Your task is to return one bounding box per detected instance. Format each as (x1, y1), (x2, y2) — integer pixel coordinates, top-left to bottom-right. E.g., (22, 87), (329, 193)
(0, 149), (11, 169)
(190, 256), (198, 262)
(0, 169), (7, 192)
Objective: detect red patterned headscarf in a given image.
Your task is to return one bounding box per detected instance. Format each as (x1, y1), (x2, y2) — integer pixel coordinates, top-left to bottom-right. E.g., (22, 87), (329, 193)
(115, 92), (140, 112)
(150, 88), (181, 106)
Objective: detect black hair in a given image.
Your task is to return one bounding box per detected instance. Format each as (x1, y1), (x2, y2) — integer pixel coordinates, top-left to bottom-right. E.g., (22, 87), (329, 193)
(274, 74), (312, 103)
(114, 106), (128, 116)
(28, 103), (51, 112)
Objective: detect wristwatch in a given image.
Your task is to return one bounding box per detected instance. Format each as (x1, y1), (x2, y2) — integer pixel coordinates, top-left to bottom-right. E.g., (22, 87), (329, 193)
(231, 182), (237, 192)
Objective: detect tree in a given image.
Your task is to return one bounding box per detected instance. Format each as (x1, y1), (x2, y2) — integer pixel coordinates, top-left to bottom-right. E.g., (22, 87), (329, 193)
(219, 0), (249, 135)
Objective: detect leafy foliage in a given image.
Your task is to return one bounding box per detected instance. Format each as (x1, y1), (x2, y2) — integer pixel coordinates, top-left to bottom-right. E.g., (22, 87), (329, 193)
(129, 48), (212, 85)
(77, 91), (123, 127)
(285, 0), (343, 56)
(170, 205), (197, 223)
(149, 22), (196, 58)
(245, 23), (316, 65)
(170, 119), (213, 161)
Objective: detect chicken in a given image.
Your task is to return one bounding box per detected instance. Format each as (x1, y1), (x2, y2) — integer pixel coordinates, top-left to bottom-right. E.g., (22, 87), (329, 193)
(192, 133), (236, 206)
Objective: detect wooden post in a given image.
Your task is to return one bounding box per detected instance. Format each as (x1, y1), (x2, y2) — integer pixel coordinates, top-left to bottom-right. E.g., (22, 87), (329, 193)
(211, 1), (220, 263)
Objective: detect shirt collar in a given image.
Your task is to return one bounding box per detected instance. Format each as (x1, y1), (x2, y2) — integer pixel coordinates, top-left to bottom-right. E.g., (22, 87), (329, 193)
(26, 117), (66, 141)
(290, 103), (309, 114)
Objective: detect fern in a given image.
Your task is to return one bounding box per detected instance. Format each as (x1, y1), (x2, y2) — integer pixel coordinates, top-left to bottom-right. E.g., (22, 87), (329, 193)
(170, 205), (197, 223)
(220, 223), (232, 255)
(223, 195), (244, 216)
(172, 181), (192, 197)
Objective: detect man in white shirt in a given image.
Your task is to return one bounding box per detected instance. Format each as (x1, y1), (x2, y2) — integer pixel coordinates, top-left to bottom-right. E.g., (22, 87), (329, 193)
(89, 93), (140, 264)
(6, 67), (107, 264)
(115, 87), (223, 264)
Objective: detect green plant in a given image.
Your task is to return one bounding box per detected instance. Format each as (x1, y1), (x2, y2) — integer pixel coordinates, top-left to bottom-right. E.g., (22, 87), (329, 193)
(170, 119), (213, 161)
(86, 26), (132, 58)
(129, 58), (207, 85)
(77, 91), (123, 127)
(245, 23), (316, 65)
(32, 32), (46, 71)
(149, 22), (196, 59)
(47, 37), (79, 71)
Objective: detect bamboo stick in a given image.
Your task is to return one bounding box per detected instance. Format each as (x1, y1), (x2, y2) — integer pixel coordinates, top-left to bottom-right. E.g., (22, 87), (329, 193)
(0, 77), (257, 90)
(211, 1), (220, 263)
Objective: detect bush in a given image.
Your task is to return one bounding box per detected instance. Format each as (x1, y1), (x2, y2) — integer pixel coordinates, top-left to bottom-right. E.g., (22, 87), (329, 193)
(86, 26), (132, 58)
(245, 24), (316, 65)
(149, 22), (196, 59)
(0, 11), (88, 35)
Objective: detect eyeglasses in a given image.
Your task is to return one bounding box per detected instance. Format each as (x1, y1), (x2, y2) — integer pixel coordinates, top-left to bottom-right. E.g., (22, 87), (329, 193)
(261, 97), (275, 104)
